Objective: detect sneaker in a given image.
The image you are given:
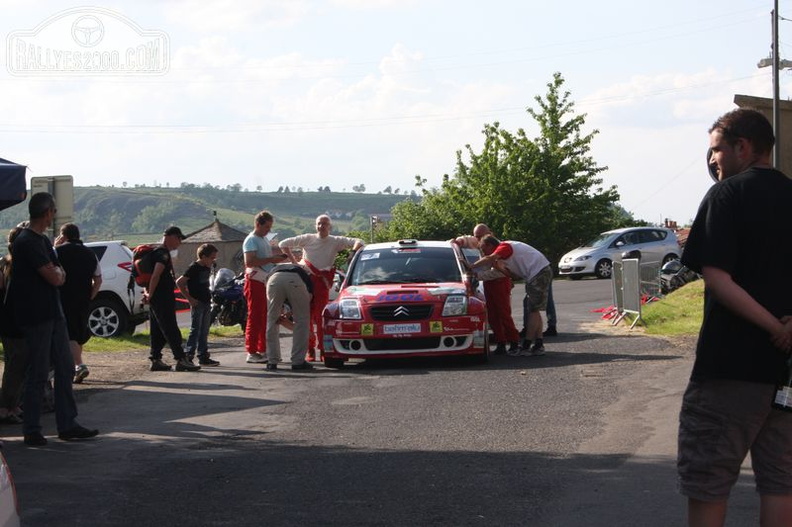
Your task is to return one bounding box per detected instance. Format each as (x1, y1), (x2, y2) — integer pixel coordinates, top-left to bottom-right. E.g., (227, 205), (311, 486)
(507, 342), (520, 354)
(493, 343), (507, 355)
(529, 344), (546, 356)
(175, 358), (201, 372)
(507, 345), (523, 357)
(265, 363), (278, 371)
(198, 357), (220, 366)
(246, 352), (267, 364)
(291, 362), (314, 371)
(543, 327), (558, 337)
(24, 433), (47, 446)
(150, 359), (172, 372)
(73, 364), (90, 384)
(58, 425), (99, 441)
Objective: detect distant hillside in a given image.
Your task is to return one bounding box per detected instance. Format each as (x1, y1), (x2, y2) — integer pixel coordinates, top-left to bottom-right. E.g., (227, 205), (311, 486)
(0, 185), (415, 248)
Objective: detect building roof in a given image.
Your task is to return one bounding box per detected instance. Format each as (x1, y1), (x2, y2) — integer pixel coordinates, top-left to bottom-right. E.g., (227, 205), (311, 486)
(183, 219), (247, 243)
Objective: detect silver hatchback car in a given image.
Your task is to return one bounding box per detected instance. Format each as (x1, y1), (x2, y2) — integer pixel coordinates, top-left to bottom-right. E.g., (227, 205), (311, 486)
(558, 227), (680, 279)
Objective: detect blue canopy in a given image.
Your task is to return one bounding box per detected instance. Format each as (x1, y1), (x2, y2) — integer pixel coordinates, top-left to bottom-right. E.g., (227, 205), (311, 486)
(0, 158), (27, 212)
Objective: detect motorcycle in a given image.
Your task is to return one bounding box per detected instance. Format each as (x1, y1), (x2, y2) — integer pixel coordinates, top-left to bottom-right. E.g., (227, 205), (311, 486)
(659, 258), (700, 295)
(209, 268), (247, 330)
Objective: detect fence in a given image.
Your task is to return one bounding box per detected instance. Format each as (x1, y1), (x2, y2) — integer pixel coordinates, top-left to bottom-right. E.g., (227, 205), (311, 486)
(611, 258), (662, 328)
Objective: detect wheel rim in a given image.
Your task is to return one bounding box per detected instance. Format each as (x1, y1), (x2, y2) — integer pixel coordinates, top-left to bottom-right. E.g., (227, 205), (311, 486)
(597, 260), (612, 278)
(88, 306), (121, 337)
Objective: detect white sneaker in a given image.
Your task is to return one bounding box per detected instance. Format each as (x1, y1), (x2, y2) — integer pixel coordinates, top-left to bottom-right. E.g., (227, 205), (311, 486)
(246, 352), (267, 364)
(74, 364), (90, 383)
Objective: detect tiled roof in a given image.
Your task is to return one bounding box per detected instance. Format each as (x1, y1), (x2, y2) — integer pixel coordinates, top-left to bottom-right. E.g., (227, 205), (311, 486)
(184, 220), (247, 243)
(676, 228), (690, 248)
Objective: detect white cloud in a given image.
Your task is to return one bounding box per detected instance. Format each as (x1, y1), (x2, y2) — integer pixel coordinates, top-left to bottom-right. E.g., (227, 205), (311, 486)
(328, 0), (419, 9)
(162, 0), (311, 32)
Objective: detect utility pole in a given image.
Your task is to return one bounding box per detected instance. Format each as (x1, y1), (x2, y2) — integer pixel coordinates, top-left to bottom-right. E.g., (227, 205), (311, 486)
(756, 2), (792, 168)
(773, 0), (780, 168)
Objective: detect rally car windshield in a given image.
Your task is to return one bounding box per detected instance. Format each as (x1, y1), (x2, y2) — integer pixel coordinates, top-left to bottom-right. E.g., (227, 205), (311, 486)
(350, 247), (462, 286)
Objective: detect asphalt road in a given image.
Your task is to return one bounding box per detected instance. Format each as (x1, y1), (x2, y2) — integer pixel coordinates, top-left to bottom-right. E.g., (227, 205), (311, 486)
(1, 279), (761, 526)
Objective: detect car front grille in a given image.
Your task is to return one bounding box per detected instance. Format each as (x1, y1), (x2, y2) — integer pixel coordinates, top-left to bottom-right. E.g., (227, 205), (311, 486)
(370, 304), (433, 321)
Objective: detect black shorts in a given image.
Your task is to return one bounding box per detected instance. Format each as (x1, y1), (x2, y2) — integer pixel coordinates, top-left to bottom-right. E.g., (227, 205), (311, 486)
(63, 307), (91, 345)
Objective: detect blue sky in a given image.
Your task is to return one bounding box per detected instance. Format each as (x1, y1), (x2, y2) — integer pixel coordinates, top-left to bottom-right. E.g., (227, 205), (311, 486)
(0, 1), (788, 225)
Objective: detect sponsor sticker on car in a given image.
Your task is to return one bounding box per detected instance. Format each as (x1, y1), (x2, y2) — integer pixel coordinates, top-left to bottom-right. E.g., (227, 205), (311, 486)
(383, 323), (421, 335)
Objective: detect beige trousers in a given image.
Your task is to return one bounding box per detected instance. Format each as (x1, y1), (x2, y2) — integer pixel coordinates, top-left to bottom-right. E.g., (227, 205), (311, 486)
(266, 271), (312, 364)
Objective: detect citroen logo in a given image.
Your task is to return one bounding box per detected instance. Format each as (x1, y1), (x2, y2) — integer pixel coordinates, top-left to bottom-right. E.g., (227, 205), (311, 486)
(393, 306), (410, 317)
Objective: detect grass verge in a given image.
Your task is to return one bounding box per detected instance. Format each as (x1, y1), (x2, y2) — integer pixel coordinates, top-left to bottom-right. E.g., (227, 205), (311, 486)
(83, 324), (245, 353)
(642, 279), (704, 336)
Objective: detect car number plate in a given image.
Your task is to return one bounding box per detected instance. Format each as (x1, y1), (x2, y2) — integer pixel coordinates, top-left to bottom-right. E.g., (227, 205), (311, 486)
(382, 323), (421, 335)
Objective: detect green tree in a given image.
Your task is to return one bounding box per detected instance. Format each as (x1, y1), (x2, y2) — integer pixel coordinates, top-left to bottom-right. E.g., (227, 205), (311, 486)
(388, 72), (623, 265)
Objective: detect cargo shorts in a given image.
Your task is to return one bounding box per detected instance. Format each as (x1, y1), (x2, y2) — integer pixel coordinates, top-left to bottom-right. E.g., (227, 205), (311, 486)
(523, 265), (553, 312)
(677, 378), (792, 501)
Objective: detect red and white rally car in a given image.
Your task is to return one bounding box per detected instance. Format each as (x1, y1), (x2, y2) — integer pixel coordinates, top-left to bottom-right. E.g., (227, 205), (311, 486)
(322, 239), (488, 367)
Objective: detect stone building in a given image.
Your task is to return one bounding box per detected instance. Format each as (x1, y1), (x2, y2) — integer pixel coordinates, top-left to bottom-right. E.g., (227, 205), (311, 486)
(175, 219), (247, 277)
(734, 94), (792, 176)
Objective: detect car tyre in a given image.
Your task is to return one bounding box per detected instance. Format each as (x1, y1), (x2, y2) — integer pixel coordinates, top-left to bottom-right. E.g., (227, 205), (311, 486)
(88, 297), (129, 338)
(594, 259), (613, 279)
(662, 253), (679, 266)
(323, 357), (345, 369)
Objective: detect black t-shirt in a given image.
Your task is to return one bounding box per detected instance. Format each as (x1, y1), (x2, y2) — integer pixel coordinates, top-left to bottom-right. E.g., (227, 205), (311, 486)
(8, 228), (63, 325)
(182, 261), (211, 303)
(56, 241), (100, 310)
(150, 246), (176, 298)
(681, 167), (792, 384)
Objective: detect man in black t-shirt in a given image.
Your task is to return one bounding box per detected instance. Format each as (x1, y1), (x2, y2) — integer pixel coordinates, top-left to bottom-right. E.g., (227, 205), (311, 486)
(677, 109), (792, 526)
(55, 223), (102, 383)
(144, 226), (200, 372)
(8, 193), (98, 446)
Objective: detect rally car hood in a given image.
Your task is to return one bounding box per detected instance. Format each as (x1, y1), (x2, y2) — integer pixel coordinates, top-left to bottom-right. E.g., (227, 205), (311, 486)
(341, 282), (468, 301)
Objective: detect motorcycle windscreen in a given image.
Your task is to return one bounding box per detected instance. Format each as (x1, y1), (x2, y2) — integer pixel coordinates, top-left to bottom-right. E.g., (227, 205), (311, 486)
(0, 158), (27, 212)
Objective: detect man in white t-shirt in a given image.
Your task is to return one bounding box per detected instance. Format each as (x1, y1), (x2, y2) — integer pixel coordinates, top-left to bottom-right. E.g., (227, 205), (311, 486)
(279, 215), (364, 361)
(473, 235), (552, 356)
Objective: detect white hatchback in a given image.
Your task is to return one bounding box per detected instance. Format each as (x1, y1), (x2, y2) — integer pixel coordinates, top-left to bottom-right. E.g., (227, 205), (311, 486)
(558, 227), (680, 280)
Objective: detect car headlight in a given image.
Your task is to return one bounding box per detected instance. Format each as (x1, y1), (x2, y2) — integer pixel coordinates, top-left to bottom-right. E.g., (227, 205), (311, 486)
(442, 294), (468, 316)
(574, 255), (592, 262)
(338, 298), (362, 319)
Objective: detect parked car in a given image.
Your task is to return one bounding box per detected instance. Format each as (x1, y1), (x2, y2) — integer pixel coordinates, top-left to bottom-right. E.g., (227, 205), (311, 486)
(558, 227), (680, 280)
(321, 239), (488, 368)
(85, 241), (149, 338)
(0, 450), (20, 527)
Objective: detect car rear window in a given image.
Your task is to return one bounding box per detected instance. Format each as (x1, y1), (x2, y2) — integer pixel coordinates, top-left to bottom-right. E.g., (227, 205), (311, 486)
(89, 246), (108, 261)
(351, 247), (461, 285)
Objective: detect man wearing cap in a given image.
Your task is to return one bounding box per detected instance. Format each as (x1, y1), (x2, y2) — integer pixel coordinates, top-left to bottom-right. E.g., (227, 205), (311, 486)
(144, 226), (200, 372)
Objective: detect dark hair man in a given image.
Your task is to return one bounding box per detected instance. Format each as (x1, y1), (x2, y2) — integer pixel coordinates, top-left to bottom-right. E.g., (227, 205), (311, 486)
(8, 192), (98, 446)
(54, 222), (102, 383)
(677, 108), (792, 526)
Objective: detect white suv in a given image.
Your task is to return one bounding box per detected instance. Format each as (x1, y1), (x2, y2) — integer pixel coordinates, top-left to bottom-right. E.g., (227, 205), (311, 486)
(85, 241), (149, 337)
